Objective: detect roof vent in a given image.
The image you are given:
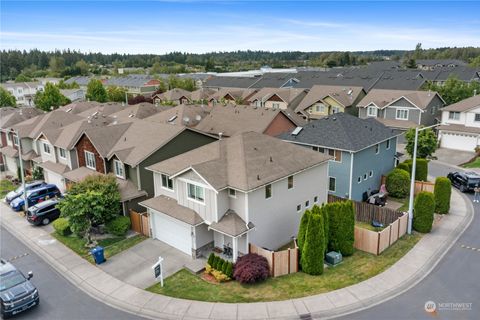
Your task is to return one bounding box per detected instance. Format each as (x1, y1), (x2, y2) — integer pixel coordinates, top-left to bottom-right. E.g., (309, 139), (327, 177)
(291, 127), (303, 136)
(257, 174), (260, 180)
(168, 115), (178, 122)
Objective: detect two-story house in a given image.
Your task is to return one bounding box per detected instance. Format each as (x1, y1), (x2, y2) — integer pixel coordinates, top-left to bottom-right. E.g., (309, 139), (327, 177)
(0, 107), (43, 173)
(438, 95), (480, 151)
(357, 89), (445, 141)
(207, 88), (257, 106)
(294, 85), (366, 119)
(152, 88), (191, 106)
(63, 119), (217, 213)
(279, 113), (401, 201)
(1, 82), (45, 106)
(140, 131), (330, 261)
(247, 88), (307, 111)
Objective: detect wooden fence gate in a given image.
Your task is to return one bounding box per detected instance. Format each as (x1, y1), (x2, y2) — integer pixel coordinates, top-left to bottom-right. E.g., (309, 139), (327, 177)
(130, 210), (150, 237)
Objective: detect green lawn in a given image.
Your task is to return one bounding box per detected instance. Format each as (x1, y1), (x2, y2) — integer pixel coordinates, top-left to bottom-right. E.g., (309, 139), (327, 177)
(462, 157), (480, 168)
(0, 180), (16, 198)
(146, 233), (421, 302)
(355, 221), (385, 232)
(52, 232), (146, 263)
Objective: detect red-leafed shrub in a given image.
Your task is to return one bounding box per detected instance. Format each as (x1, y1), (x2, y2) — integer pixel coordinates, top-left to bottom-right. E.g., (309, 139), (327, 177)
(233, 253), (270, 284)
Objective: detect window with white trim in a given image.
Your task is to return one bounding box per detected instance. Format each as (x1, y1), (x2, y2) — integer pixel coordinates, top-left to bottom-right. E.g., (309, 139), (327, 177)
(363, 173), (367, 180)
(59, 148), (67, 159)
(187, 183), (204, 202)
(265, 184), (272, 199)
(449, 111), (460, 120)
(272, 103), (280, 109)
(114, 159), (125, 178)
(297, 204), (301, 212)
(85, 151), (96, 169)
(6, 133), (12, 143)
(314, 196), (318, 203)
(329, 177), (336, 192)
(287, 176), (294, 189)
(43, 142), (51, 154)
(305, 200), (310, 208)
(315, 104), (325, 113)
(375, 144), (380, 154)
(13, 135), (19, 146)
(331, 106), (340, 114)
(161, 174), (173, 190)
(386, 139), (391, 150)
(396, 109), (409, 120)
(328, 149), (342, 162)
(369, 170), (373, 177)
(228, 188), (236, 198)
(475, 114), (480, 122)
(357, 176), (362, 183)
(367, 106), (378, 117)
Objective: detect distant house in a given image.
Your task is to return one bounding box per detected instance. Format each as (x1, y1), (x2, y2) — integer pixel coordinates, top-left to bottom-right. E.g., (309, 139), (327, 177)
(294, 85), (366, 119)
(104, 75), (160, 95)
(279, 113), (401, 201)
(194, 104), (304, 137)
(438, 95), (480, 151)
(207, 88), (257, 106)
(60, 88), (85, 102)
(357, 89), (445, 137)
(152, 88), (191, 105)
(189, 88), (216, 103)
(416, 59), (467, 71)
(141, 131), (330, 261)
(1, 82), (45, 106)
(246, 87), (307, 111)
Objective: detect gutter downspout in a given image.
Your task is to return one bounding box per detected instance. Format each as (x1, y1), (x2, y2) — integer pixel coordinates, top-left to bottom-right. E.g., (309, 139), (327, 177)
(348, 152), (354, 200)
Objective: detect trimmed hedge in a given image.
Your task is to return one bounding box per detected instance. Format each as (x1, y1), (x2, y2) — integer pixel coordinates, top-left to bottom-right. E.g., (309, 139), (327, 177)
(105, 216), (131, 236)
(434, 177), (451, 214)
(403, 158), (428, 181)
(301, 212), (325, 275)
(297, 209), (311, 254)
(386, 169), (410, 198)
(53, 218), (71, 236)
(396, 162), (411, 174)
(413, 191), (435, 233)
(207, 253), (215, 266)
(225, 261), (234, 278)
(327, 201), (355, 256)
(233, 253), (269, 284)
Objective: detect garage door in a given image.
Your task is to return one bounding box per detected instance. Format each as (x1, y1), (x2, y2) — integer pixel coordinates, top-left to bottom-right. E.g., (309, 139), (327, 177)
(44, 170), (66, 192)
(151, 210), (192, 255)
(5, 156), (17, 175)
(441, 132), (478, 152)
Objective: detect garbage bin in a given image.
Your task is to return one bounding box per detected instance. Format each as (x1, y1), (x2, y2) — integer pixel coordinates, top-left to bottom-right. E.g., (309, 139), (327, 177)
(90, 246), (106, 264)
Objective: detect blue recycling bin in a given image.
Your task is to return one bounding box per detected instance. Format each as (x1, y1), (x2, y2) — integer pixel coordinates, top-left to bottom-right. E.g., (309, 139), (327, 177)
(90, 246), (106, 264)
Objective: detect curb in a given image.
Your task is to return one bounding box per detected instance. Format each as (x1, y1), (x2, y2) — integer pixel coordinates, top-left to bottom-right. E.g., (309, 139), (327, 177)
(1, 187), (474, 320)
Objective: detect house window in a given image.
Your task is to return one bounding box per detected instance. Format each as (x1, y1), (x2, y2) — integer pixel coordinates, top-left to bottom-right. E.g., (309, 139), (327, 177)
(85, 151), (96, 169)
(297, 204), (301, 212)
(329, 177), (336, 192)
(43, 142), (51, 154)
(367, 106), (378, 117)
(265, 184), (272, 199)
(386, 139), (391, 150)
(228, 188), (236, 198)
(312, 146), (318, 151)
(272, 103), (280, 109)
(6, 133), (12, 143)
(314, 196), (318, 203)
(396, 109), (409, 120)
(364, 173), (367, 180)
(161, 174), (173, 190)
(305, 200), (310, 208)
(329, 149), (342, 162)
(369, 170), (373, 177)
(375, 144), (380, 154)
(331, 106), (340, 114)
(318, 147), (325, 153)
(288, 176), (294, 189)
(114, 160), (125, 178)
(13, 135), (19, 146)
(187, 183), (204, 202)
(357, 176), (362, 183)
(448, 111), (460, 120)
(59, 148), (67, 159)
(475, 114), (480, 122)
(315, 104), (325, 113)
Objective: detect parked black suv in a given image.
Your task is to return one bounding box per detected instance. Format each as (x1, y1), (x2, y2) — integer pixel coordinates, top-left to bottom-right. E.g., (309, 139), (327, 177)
(447, 171), (480, 192)
(26, 199), (61, 226)
(0, 259), (39, 318)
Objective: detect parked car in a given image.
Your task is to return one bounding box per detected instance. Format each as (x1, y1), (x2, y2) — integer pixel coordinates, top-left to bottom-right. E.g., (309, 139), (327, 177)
(26, 199), (61, 226)
(9, 184), (61, 212)
(0, 259), (39, 318)
(4, 181), (46, 204)
(447, 171), (480, 192)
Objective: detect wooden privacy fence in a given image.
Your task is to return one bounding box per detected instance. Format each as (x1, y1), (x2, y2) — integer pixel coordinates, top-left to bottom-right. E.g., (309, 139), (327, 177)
(249, 242), (298, 277)
(328, 194), (403, 225)
(414, 180), (435, 195)
(354, 213), (408, 255)
(129, 210), (150, 237)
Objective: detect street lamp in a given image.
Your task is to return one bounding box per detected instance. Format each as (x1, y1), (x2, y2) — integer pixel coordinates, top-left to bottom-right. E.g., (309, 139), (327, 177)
(407, 123), (447, 234)
(16, 130), (28, 213)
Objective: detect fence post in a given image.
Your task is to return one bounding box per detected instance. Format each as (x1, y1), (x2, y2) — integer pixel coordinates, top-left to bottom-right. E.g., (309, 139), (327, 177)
(272, 251), (275, 277)
(376, 232), (380, 255)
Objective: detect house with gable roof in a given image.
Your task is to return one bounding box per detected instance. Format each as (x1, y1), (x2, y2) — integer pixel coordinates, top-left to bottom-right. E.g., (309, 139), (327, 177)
(141, 131), (330, 261)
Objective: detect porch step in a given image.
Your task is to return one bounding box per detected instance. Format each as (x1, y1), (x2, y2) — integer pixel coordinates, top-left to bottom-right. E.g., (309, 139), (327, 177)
(185, 258), (207, 274)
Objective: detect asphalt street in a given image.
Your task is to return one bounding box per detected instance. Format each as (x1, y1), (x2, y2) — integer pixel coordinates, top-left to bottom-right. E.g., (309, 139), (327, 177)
(339, 161), (480, 320)
(0, 226), (144, 320)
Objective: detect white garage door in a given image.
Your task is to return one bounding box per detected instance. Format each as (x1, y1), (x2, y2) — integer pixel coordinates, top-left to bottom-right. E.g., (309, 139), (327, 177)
(441, 132), (478, 152)
(151, 210), (192, 255)
(44, 170), (66, 192)
(5, 157), (18, 175)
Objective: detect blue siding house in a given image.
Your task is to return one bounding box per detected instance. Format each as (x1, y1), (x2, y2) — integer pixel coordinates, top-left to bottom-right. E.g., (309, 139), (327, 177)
(279, 113), (401, 201)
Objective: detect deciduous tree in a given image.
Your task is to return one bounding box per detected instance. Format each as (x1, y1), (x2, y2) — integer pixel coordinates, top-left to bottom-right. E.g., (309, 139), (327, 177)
(0, 87), (16, 107)
(405, 128), (437, 159)
(86, 79), (108, 102)
(34, 82), (70, 111)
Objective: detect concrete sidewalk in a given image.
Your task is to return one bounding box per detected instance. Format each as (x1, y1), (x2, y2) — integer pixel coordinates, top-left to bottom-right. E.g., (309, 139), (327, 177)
(0, 189), (473, 320)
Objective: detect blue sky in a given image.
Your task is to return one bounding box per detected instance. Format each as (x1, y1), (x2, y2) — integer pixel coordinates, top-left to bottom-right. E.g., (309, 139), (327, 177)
(1, 1), (479, 54)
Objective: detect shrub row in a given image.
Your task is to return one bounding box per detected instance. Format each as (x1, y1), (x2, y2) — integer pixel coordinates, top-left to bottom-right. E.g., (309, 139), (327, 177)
(207, 253), (234, 279)
(53, 218), (71, 236)
(105, 216), (131, 236)
(327, 201), (355, 256)
(386, 168), (410, 198)
(403, 158), (428, 182)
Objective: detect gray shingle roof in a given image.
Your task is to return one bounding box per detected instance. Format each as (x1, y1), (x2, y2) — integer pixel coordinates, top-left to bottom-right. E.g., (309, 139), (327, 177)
(140, 195), (203, 225)
(278, 112), (400, 152)
(443, 95), (480, 112)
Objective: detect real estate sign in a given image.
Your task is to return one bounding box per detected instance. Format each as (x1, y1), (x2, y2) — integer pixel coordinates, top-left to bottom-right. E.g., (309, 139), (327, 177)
(152, 256), (164, 287)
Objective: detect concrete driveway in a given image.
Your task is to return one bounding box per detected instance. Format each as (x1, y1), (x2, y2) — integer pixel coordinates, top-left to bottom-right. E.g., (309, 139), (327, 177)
(433, 148), (475, 166)
(98, 238), (194, 289)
